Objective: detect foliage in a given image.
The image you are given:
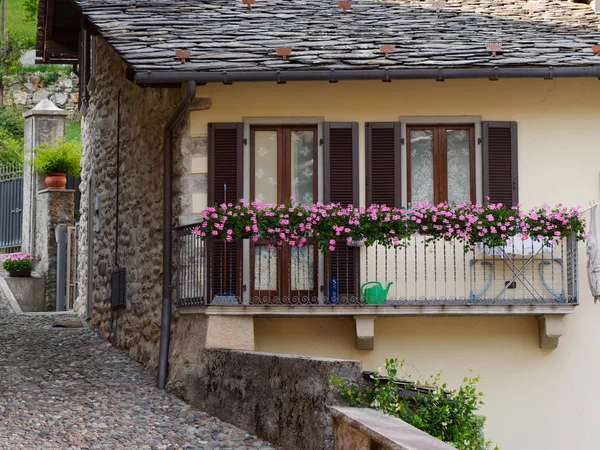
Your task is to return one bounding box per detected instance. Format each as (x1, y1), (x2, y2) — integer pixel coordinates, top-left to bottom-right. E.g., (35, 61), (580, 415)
(0, 130), (24, 167)
(6, 0), (36, 47)
(191, 200), (586, 252)
(39, 71), (59, 86)
(33, 140), (81, 176)
(0, 105), (25, 139)
(66, 120), (81, 144)
(331, 359), (498, 450)
(1, 252), (33, 272)
(23, 0), (39, 22)
(0, 34), (24, 104)
(21, 64), (73, 75)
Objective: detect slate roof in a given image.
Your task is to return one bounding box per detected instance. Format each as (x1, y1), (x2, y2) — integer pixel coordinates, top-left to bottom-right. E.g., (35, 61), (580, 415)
(76, 0), (600, 73)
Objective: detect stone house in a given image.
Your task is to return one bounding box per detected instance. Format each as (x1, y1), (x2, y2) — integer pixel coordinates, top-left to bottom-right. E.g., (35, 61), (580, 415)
(38, 0), (600, 449)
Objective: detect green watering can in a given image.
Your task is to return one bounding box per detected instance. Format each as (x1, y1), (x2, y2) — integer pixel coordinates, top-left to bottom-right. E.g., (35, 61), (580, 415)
(361, 281), (393, 305)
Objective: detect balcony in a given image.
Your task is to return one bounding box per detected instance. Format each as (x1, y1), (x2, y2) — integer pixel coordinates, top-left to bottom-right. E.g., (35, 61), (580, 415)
(175, 224), (579, 349)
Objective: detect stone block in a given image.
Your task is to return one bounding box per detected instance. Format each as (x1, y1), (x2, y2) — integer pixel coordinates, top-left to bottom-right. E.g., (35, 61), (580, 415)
(191, 156), (208, 174)
(4, 276), (46, 312)
(32, 89), (49, 104)
(192, 193), (207, 214)
(181, 136), (208, 156)
(332, 407), (454, 450)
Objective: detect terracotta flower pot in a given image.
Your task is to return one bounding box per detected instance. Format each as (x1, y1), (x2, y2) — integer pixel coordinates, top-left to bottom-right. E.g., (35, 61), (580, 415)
(45, 173), (67, 189)
(592, 45), (600, 55)
(9, 269), (31, 278)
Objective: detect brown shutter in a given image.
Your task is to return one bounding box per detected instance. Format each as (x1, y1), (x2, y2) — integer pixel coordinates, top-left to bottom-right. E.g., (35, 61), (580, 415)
(323, 122), (360, 302)
(366, 122), (402, 207)
(323, 123), (359, 206)
(207, 123), (244, 302)
(482, 122), (518, 207)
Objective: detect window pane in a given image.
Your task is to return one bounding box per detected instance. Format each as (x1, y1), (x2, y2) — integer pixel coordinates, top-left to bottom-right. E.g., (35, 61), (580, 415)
(291, 245), (314, 291)
(254, 131), (278, 204)
(291, 131), (315, 205)
(410, 130), (434, 204)
(254, 245), (278, 291)
(447, 129), (470, 204)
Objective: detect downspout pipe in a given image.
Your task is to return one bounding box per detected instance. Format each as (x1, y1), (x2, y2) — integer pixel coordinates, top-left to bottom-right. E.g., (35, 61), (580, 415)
(134, 65), (600, 85)
(158, 80), (197, 390)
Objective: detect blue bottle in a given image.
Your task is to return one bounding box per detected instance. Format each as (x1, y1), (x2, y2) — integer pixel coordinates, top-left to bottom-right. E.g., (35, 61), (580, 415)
(329, 277), (338, 305)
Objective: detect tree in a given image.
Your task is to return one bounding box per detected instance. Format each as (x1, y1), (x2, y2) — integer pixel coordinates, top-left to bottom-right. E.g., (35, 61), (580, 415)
(0, 34), (23, 105)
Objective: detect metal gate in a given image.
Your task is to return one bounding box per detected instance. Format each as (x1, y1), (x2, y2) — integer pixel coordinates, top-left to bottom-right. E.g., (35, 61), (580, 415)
(0, 163), (23, 253)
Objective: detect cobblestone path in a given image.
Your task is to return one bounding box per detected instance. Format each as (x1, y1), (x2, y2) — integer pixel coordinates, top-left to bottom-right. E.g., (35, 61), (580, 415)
(0, 291), (275, 450)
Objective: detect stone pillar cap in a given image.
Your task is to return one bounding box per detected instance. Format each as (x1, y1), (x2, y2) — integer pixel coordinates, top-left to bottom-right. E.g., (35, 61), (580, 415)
(23, 99), (69, 118)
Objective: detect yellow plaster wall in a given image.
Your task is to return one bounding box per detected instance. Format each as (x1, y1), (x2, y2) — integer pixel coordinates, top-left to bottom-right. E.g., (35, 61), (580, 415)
(189, 78), (600, 450)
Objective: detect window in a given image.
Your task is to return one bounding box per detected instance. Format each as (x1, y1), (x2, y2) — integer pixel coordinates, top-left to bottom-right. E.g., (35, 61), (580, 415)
(250, 125), (318, 301)
(407, 125), (475, 205)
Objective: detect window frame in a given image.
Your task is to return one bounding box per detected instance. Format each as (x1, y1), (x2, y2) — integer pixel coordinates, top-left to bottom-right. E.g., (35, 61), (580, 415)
(406, 123), (476, 205)
(249, 124), (319, 302)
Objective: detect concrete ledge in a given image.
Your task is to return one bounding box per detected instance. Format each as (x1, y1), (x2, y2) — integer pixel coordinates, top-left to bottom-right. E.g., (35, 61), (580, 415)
(37, 188), (76, 195)
(180, 305), (575, 349)
(180, 304), (576, 317)
(332, 407), (454, 450)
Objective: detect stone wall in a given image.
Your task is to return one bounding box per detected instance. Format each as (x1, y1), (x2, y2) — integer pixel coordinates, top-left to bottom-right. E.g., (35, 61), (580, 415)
(4, 71), (79, 114)
(171, 348), (363, 450)
(76, 36), (181, 368)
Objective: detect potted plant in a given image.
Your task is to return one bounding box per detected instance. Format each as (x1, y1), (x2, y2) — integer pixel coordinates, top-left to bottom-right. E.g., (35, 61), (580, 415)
(33, 140), (81, 189)
(2, 252), (34, 277)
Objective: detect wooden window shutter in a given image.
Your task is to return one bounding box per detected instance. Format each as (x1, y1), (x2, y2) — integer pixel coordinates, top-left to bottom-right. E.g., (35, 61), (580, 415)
(323, 123), (359, 206)
(208, 123), (244, 206)
(207, 123), (244, 301)
(366, 122), (402, 207)
(323, 122), (359, 302)
(482, 122), (518, 207)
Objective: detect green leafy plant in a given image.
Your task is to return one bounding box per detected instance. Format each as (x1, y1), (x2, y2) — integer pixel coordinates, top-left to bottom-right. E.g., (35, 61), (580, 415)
(1, 252), (33, 272)
(0, 34), (24, 105)
(39, 71), (59, 86)
(23, 0), (39, 22)
(33, 140), (81, 176)
(0, 105), (25, 139)
(0, 130), (24, 167)
(331, 359), (498, 450)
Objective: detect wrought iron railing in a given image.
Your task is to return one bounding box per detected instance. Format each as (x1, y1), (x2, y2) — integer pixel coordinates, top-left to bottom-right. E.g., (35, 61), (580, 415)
(0, 163), (23, 254)
(176, 223), (579, 307)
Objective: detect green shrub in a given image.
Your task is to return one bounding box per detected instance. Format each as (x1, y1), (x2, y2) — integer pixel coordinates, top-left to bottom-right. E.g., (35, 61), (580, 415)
(0, 130), (24, 167)
(23, 0), (39, 22)
(40, 71), (59, 86)
(33, 140), (81, 176)
(331, 359), (498, 450)
(0, 105), (25, 139)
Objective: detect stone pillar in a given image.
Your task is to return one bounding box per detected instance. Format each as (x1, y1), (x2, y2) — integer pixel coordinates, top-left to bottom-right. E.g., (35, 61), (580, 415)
(22, 99), (68, 255)
(22, 100), (74, 311)
(36, 189), (75, 310)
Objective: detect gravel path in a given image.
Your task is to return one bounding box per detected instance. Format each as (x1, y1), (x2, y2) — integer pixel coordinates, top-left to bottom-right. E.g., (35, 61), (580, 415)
(0, 291), (275, 450)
